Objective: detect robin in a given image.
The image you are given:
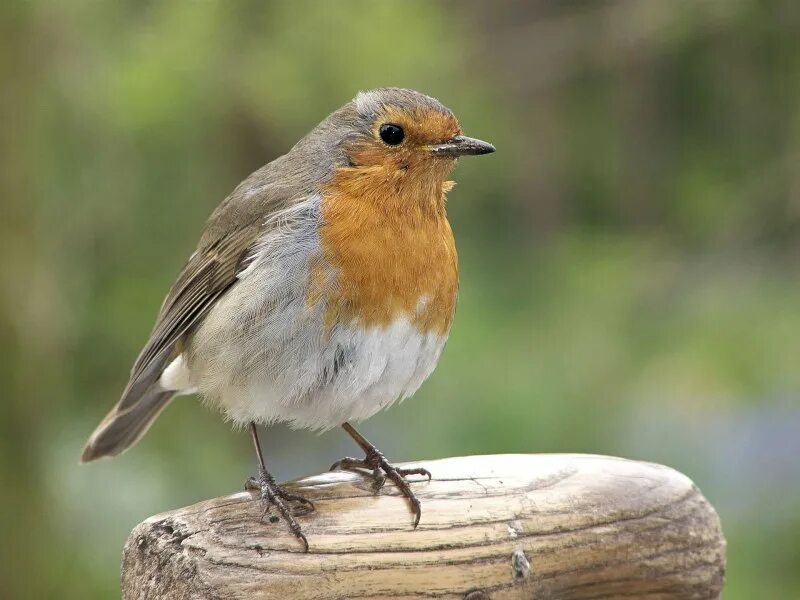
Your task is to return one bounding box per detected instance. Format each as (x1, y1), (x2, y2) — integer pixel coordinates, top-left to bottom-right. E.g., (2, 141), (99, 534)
(81, 87), (495, 550)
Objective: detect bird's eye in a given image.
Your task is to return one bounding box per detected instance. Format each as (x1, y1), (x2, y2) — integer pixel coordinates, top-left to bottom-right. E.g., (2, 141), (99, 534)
(379, 123), (404, 145)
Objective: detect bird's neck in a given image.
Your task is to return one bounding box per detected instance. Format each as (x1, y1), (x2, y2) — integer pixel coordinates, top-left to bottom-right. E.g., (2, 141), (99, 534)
(326, 162), (454, 218)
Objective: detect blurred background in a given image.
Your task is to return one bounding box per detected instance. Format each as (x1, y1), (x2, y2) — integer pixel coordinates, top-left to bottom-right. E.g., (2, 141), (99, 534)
(1, 0), (799, 597)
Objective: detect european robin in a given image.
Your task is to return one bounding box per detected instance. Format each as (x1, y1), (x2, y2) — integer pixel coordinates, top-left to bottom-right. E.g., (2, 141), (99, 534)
(81, 88), (495, 549)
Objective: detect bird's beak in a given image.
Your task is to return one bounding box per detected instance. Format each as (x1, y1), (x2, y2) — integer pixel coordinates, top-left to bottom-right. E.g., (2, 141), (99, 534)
(428, 135), (496, 157)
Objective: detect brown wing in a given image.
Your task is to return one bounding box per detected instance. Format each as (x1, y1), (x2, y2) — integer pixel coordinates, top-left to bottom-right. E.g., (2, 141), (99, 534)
(81, 168), (306, 461)
(118, 223), (261, 411)
(79, 223), (263, 462)
(119, 173), (304, 408)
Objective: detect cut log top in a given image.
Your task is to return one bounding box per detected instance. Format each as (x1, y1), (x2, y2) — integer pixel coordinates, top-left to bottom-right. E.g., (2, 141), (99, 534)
(121, 454), (726, 599)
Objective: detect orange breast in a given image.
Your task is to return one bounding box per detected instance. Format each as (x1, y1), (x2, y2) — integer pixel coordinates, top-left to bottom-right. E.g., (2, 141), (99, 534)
(316, 165), (458, 335)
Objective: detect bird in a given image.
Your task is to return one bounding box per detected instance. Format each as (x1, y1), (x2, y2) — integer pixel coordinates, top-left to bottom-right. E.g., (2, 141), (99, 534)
(81, 87), (495, 550)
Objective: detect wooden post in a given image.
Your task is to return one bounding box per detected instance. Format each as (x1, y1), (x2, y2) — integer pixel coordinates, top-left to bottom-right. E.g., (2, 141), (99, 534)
(121, 454), (725, 599)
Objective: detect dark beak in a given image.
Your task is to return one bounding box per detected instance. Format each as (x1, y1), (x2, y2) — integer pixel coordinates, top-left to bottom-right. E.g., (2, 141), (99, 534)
(428, 135), (496, 157)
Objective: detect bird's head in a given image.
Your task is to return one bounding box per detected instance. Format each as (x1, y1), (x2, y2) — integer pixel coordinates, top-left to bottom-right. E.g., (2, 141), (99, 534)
(343, 88), (494, 173)
(296, 88), (494, 211)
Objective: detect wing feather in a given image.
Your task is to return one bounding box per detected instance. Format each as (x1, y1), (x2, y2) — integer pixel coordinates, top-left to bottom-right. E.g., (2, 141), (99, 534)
(82, 160), (312, 460)
(127, 223), (261, 394)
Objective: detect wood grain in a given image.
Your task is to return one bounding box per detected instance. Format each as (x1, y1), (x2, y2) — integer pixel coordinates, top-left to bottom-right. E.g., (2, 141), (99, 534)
(121, 454), (725, 599)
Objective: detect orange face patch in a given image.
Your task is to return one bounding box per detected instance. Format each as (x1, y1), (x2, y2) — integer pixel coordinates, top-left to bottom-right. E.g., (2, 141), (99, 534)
(346, 106), (462, 175)
(316, 106), (461, 335)
(379, 105), (462, 146)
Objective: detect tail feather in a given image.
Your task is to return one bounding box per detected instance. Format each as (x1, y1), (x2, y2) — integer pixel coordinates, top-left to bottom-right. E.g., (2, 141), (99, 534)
(81, 386), (175, 462)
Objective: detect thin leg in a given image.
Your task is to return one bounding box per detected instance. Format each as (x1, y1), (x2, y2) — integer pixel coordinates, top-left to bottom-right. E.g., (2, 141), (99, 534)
(244, 422), (314, 551)
(331, 422), (431, 528)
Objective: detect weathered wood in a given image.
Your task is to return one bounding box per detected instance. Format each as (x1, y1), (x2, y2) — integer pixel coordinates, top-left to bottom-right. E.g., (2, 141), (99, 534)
(121, 454), (725, 599)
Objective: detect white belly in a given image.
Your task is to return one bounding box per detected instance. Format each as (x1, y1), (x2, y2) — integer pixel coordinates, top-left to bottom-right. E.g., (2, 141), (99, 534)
(173, 310), (446, 430)
(232, 316), (445, 429)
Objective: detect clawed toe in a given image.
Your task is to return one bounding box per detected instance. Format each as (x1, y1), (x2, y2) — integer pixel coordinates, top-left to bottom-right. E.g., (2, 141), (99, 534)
(331, 444), (430, 527)
(329, 457), (369, 473)
(379, 462), (426, 528)
(244, 471), (314, 550)
(247, 474), (315, 512)
(246, 423), (312, 551)
(396, 467), (432, 481)
(276, 488), (315, 514)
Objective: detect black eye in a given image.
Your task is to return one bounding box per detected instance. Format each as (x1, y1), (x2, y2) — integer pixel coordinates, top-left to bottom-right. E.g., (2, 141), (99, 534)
(379, 123), (404, 145)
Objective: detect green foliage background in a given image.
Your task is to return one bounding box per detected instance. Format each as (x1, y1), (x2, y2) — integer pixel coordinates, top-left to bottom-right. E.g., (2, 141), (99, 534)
(1, 1), (799, 597)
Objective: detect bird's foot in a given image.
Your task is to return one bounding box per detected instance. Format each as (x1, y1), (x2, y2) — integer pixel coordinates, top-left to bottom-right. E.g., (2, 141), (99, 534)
(330, 449), (431, 527)
(244, 468), (314, 551)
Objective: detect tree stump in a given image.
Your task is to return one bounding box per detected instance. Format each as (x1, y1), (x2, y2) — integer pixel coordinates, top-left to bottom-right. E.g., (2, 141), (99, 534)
(121, 454), (725, 599)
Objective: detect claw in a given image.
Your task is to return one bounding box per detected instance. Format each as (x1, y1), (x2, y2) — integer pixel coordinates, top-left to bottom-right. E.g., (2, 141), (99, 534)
(380, 465), (426, 527)
(410, 497), (422, 528)
(244, 470), (314, 551)
(280, 491), (315, 514)
(336, 422), (431, 528)
(331, 457), (372, 473)
(246, 423), (312, 551)
(397, 467), (432, 481)
(331, 454), (430, 526)
(297, 532), (309, 553)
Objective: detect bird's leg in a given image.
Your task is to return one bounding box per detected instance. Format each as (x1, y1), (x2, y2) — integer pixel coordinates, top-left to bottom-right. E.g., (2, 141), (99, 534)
(331, 422), (431, 528)
(244, 422), (314, 551)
